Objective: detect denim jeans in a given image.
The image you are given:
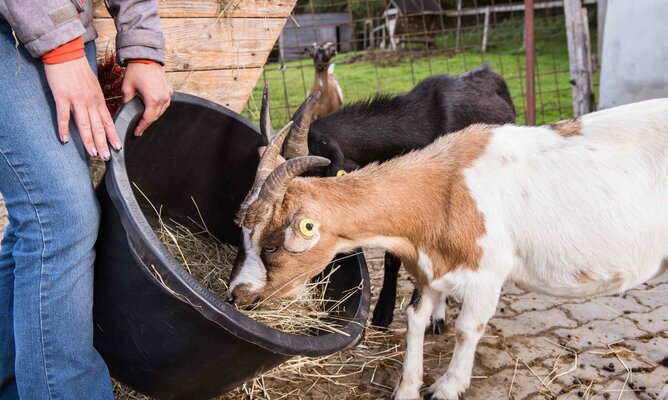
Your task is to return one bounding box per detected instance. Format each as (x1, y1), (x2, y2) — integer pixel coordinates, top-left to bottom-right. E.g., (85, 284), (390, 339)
(0, 20), (113, 400)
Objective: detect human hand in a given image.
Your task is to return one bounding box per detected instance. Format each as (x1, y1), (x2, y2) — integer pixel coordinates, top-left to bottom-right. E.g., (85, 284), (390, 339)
(45, 57), (121, 160)
(122, 62), (173, 136)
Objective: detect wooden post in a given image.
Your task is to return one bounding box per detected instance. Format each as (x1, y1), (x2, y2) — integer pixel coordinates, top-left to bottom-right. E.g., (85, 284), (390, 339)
(481, 6), (491, 53)
(525, 0), (536, 125)
(564, 0), (594, 116)
(455, 0), (462, 51)
(597, 0), (607, 63)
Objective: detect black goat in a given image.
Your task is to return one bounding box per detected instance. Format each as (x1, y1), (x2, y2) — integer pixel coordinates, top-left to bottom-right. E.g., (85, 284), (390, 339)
(260, 64), (516, 330)
(303, 65), (516, 178)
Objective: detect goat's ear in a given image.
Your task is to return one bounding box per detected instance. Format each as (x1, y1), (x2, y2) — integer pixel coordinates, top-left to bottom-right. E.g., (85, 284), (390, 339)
(328, 47), (337, 58)
(304, 48), (313, 58)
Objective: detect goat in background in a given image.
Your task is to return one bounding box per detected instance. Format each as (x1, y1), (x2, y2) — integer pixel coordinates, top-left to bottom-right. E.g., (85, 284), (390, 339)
(305, 42), (343, 118)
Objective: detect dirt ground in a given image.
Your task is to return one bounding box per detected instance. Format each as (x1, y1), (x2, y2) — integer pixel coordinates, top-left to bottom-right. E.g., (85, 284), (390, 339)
(0, 198), (666, 399)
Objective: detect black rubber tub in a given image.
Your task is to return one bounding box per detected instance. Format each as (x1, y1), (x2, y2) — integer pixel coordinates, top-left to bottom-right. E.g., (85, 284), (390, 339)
(93, 93), (370, 400)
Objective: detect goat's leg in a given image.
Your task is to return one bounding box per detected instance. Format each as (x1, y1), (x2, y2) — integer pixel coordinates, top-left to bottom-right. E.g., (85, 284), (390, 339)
(371, 252), (401, 327)
(426, 278), (502, 400)
(429, 290), (448, 335)
(391, 286), (438, 400)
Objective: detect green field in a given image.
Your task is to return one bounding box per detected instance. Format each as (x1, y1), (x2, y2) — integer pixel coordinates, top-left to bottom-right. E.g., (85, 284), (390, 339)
(242, 16), (598, 129)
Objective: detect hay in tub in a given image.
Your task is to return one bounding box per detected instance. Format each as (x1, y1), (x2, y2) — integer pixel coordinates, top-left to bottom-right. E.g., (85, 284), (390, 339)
(136, 184), (358, 336)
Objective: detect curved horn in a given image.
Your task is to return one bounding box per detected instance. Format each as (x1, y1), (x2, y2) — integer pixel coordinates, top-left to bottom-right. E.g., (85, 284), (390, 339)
(240, 120), (293, 212)
(257, 156), (331, 205)
(284, 91), (320, 159)
(260, 85), (272, 145)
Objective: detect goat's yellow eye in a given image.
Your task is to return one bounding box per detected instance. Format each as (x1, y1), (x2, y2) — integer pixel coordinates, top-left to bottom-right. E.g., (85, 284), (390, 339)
(299, 218), (316, 237)
(336, 169), (347, 177)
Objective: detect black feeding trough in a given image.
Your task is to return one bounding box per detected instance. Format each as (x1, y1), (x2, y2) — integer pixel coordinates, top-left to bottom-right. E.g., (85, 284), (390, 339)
(93, 93), (371, 400)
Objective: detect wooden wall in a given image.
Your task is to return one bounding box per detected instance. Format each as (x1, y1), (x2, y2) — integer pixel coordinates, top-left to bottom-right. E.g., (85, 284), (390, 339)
(93, 0), (296, 113)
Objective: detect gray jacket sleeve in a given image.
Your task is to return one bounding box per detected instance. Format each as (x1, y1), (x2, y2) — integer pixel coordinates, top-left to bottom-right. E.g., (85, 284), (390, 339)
(104, 0), (165, 65)
(0, 0), (86, 58)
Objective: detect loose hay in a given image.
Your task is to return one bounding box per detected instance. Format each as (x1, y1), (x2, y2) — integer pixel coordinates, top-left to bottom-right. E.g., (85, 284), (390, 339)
(136, 183), (359, 336)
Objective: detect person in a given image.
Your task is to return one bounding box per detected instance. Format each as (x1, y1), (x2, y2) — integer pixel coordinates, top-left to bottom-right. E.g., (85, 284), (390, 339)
(0, 1), (173, 399)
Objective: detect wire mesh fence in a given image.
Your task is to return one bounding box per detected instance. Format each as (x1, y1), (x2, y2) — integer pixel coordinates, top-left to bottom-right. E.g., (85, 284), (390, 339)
(242, 0), (599, 129)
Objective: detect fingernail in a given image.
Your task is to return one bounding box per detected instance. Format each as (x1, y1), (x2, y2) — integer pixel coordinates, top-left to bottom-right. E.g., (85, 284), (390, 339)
(61, 136), (69, 144)
(91, 147), (98, 157)
(112, 141), (123, 151)
(135, 130), (143, 137)
(102, 150), (111, 161)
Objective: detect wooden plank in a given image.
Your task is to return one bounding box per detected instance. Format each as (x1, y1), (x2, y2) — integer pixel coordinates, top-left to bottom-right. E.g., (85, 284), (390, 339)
(597, 0), (607, 62)
(167, 68), (264, 113)
(95, 18), (287, 72)
(525, 0), (536, 125)
(93, 0), (297, 18)
(563, 0), (594, 116)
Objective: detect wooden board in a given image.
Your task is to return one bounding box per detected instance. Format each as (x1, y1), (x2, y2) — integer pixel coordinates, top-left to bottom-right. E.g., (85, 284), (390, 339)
(563, 0), (594, 116)
(94, 1), (295, 113)
(93, 0), (296, 18)
(167, 67), (264, 112)
(95, 18), (286, 72)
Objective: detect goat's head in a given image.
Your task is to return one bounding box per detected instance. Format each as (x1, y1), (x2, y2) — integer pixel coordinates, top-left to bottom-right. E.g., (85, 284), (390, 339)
(304, 42), (337, 72)
(228, 90), (338, 307)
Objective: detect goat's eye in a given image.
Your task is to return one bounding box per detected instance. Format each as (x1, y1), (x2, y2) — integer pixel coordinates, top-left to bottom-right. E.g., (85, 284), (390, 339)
(263, 246), (277, 253)
(299, 218), (317, 237)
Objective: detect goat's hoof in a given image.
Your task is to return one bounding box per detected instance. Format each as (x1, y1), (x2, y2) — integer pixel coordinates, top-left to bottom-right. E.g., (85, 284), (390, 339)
(430, 318), (447, 335)
(371, 306), (394, 328)
(426, 373), (465, 400)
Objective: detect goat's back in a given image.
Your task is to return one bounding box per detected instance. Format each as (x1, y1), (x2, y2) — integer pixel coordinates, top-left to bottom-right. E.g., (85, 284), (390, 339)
(428, 65), (516, 132)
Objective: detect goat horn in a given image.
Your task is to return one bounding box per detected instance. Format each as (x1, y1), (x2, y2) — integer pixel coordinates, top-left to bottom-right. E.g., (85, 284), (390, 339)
(260, 85), (272, 145)
(240, 120), (293, 212)
(284, 91), (320, 159)
(258, 156), (331, 205)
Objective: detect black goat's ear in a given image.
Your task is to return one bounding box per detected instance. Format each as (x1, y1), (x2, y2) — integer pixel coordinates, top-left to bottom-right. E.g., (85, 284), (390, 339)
(304, 48), (313, 58)
(328, 47), (337, 58)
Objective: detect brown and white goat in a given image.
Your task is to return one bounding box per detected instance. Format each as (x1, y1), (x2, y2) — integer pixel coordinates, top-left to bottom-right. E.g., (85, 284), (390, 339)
(228, 97), (668, 399)
(305, 42), (343, 118)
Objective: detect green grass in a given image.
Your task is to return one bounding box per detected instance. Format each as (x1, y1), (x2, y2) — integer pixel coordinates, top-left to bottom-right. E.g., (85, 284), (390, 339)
(243, 16), (598, 129)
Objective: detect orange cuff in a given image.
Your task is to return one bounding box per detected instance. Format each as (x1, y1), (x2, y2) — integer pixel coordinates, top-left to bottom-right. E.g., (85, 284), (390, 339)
(42, 37), (85, 64)
(127, 59), (158, 64)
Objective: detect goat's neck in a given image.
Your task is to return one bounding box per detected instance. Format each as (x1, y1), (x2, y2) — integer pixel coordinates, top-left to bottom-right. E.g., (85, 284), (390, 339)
(295, 159), (451, 264)
(314, 68), (330, 92)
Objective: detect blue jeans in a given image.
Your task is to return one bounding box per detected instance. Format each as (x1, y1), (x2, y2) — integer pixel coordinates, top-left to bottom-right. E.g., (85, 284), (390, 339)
(0, 21), (113, 400)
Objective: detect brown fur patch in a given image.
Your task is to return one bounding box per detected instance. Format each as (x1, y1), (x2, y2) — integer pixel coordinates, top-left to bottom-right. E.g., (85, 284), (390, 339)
(550, 118), (582, 137)
(309, 125), (491, 282)
(456, 329), (467, 343)
(476, 324), (485, 334)
(576, 270), (594, 284)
